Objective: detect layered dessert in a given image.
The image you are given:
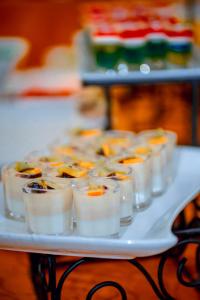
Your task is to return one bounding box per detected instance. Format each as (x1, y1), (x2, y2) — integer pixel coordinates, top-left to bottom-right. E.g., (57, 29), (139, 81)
(131, 144), (167, 196)
(138, 129), (177, 183)
(23, 179), (73, 235)
(73, 179), (120, 237)
(94, 130), (135, 157)
(120, 20), (147, 70)
(89, 164), (134, 225)
(2, 162), (42, 220)
(146, 20), (168, 69)
(115, 154), (151, 210)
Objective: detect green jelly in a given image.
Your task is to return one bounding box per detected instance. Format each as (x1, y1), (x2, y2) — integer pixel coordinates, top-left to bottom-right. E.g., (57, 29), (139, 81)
(121, 44), (147, 68)
(93, 44), (121, 70)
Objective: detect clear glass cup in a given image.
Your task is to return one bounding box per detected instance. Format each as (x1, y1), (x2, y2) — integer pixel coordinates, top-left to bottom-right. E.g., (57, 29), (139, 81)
(114, 154), (152, 211)
(2, 162), (43, 221)
(137, 129), (177, 184)
(73, 178), (120, 237)
(46, 161), (89, 224)
(129, 143), (167, 196)
(22, 178), (73, 235)
(89, 164), (134, 226)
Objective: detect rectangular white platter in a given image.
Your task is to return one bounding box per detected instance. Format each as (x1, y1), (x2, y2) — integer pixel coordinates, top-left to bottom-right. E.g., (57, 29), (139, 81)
(0, 146), (199, 259)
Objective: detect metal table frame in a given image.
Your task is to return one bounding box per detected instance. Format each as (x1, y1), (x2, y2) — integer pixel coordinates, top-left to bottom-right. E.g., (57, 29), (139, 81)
(29, 197), (200, 300)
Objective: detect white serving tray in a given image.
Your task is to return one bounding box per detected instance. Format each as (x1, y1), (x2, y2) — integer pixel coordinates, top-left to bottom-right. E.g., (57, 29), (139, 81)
(0, 146), (199, 259)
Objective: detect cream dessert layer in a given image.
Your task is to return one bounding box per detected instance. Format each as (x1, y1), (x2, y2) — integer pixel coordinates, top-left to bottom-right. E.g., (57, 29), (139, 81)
(23, 179), (73, 235)
(2, 162), (42, 220)
(89, 165), (134, 225)
(73, 179), (120, 237)
(131, 144), (167, 196)
(116, 155), (151, 210)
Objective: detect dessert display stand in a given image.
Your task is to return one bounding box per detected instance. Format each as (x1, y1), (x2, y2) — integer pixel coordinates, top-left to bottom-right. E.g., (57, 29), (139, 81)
(0, 147), (200, 299)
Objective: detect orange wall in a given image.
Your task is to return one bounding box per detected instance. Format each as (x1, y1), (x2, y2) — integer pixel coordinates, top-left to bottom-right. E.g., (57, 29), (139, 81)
(0, 0), (195, 67)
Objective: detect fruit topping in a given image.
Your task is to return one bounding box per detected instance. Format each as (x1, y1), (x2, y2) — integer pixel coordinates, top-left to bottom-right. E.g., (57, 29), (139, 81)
(148, 129), (168, 145)
(119, 156), (144, 164)
(25, 180), (55, 193)
(58, 164), (87, 178)
(107, 171), (128, 181)
(96, 144), (113, 157)
(134, 146), (152, 156)
(55, 145), (78, 156)
(15, 162), (42, 179)
(39, 156), (60, 163)
(78, 160), (94, 169)
(87, 184), (107, 196)
(74, 128), (102, 137)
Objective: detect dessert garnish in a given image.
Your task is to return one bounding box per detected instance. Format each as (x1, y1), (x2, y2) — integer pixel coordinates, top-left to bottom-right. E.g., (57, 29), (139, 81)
(107, 171), (127, 181)
(74, 128), (102, 137)
(96, 144), (114, 157)
(134, 146), (152, 156)
(118, 156), (144, 164)
(78, 160), (94, 169)
(15, 162), (42, 179)
(57, 164), (87, 178)
(148, 129), (168, 145)
(24, 180), (55, 193)
(107, 137), (128, 146)
(55, 145), (78, 156)
(39, 156), (60, 163)
(87, 184), (107, 196)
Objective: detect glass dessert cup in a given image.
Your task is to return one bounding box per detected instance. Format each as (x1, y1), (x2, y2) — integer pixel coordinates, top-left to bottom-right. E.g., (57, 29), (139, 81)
(73, 178), (120, 237)
(137, 129), (177, 184)
(129, 143), (167, 196)
(114, 154), (152, 211)
(23, 178), (73, 235)
(89, 164), (134, 226)
(2, 162), (42, 221)
(47, 161), (89, 225)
